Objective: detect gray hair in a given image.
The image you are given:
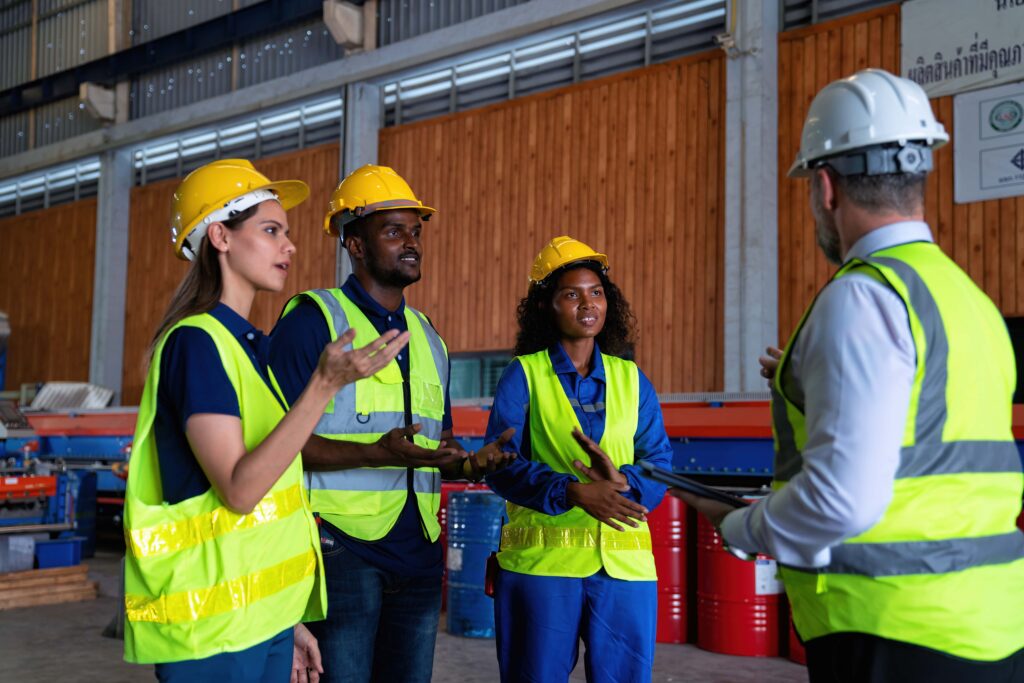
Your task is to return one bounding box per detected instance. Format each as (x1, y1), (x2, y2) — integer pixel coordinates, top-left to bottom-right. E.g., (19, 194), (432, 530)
(831, 170), (927, 214)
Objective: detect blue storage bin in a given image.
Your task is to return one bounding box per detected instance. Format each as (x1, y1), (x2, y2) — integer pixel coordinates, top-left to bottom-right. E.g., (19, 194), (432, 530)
(35, 536), (84, 569)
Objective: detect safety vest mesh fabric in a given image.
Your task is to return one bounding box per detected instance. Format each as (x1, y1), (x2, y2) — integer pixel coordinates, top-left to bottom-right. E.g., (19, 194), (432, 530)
(279, 289), (447, 542)
(497, 350), (656, 581)
(772, 241), (1024, 661)
(123, 314), (325, 664)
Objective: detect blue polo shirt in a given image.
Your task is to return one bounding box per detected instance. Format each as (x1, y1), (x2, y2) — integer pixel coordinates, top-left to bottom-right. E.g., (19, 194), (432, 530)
(269, 275), (453, 578)
(154, 303), (278, 505)
(484, 342), (671, 514)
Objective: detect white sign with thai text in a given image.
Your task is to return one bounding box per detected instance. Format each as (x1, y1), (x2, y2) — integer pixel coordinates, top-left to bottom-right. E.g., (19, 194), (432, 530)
(902, 0), (1024, 98)
(954, 80), (1024, 203)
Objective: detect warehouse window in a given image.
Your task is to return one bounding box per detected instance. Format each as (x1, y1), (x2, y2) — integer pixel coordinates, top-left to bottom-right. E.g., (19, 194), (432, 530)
(450, 352), (513, 400)
(780, 0), (898, 31)
(381, 0), (727, 126)
(132, 94), (343, 185)
(0, 157), (100, 218)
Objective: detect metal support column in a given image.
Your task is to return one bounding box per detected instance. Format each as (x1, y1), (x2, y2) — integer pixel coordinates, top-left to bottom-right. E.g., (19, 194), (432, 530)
(335, 81), (381, 286)
(88, 147), (132, 403)
(723, 0), (779, 391)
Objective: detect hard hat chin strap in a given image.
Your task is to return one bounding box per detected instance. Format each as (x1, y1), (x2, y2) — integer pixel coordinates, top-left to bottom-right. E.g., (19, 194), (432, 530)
(817, 142), (933, 177)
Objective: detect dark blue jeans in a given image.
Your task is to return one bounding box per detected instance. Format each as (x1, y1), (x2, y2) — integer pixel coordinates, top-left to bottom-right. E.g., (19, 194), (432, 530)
(308, 544), (441, 683)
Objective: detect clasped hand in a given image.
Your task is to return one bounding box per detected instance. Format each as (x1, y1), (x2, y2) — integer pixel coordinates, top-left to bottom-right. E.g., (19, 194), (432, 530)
(566, 428), (648, 532)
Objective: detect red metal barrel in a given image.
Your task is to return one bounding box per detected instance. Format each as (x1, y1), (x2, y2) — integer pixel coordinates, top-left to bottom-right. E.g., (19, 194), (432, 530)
(787, 608), (807, 665)
(648, 495), (688, 643)
(696, 514), (782, 657)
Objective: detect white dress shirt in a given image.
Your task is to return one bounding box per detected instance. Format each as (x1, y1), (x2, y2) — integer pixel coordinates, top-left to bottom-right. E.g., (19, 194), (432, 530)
(720, 221), (933, 568)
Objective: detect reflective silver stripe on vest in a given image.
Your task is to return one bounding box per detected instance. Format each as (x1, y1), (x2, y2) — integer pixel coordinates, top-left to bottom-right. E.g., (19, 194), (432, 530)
(308, 468), (441, 495)
(864, 256), (949, 441)
(896, 441), (1022, 478)
(568, 398), (605, 413)
(409, 306), (449, 398)
(771, 384), (802, 482)
(306, 290), (444, 442)
(822, 531), (1024, 577)
(774, 254), (998, 485)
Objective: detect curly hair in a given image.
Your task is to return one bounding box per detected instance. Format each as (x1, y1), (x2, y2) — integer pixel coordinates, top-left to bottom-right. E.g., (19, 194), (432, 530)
(513, 261), (638, 359)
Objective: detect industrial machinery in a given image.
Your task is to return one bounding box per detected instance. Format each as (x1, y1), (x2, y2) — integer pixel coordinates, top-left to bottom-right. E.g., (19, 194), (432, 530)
(452, 393), (776, 484)
(0, 400), (73, 533)
(452, 393), (1024, 483)
(21, 408), (136, 549)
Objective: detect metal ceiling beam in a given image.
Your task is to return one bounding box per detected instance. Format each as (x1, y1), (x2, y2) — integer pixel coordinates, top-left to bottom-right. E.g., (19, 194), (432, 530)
(0, 0), (638, 180)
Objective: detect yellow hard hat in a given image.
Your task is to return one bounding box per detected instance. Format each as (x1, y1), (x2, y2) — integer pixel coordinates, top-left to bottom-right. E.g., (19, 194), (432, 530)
(169, 159), (309, 261)
(323, 164), (436, 237)
(529, 236), (609, 284)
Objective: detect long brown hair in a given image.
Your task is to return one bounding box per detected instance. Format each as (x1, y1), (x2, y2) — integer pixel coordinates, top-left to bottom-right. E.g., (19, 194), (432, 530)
(147, 205), (259, 360)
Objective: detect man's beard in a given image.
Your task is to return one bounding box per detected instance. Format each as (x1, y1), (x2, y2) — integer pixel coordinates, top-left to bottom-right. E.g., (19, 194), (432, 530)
(814, 215), (842, 265)
(365, 247), (422, 288)
(810, 178), (842, 265)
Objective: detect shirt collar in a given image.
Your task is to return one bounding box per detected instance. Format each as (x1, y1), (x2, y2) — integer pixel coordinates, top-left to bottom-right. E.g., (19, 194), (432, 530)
(845, 221), (934, 262)
(548, 341), (606, 381)
(209, 302), (261, 342)
(341, 274), (406, 320)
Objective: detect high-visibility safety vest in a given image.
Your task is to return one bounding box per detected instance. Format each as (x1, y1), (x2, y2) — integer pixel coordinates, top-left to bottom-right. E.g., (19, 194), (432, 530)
(278, 288), (448, 542)
(123, 314), (325, 664)
(773, 241), (1024, 661)
(497, 349), (657, 581)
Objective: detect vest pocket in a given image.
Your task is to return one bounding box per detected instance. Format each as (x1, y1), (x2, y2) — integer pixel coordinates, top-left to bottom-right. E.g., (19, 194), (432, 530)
(411, 378), (444, 419)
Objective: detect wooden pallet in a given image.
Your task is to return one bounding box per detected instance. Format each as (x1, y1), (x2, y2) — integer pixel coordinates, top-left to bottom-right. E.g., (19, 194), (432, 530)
(0, 564), (98, 610)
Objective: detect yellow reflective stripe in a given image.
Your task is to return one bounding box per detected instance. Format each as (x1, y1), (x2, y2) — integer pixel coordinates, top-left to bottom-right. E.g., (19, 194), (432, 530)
(501, 526), (652, 551)
(128, 484), (304, 559)
(125, 549), (316, 624)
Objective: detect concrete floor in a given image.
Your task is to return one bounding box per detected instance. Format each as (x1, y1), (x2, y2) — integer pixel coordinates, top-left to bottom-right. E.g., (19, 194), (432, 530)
(0, 550), (808, 682)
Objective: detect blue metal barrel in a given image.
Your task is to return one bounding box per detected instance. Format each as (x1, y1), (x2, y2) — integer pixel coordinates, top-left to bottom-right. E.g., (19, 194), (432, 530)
(446, 490), (504, 638)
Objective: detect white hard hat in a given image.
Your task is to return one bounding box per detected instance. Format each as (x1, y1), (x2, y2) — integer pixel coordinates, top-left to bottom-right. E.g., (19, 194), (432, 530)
(789, 68), (948, 178)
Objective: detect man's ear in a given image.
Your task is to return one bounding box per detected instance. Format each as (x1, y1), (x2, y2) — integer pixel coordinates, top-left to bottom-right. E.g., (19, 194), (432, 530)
(207, 222), (230, 254)
(344, 233), (364, 260)
(815, 167), (838, 211)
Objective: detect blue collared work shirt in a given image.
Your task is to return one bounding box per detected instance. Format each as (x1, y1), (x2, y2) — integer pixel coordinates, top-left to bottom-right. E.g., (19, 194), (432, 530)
(154, 302), (278, 505)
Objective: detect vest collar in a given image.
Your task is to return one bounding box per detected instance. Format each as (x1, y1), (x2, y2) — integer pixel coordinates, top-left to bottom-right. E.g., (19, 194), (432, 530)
(845, 221), (933, 262)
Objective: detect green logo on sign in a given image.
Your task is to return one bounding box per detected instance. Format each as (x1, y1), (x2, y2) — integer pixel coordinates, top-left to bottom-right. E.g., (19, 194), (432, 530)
(990, 100), (1023, 133)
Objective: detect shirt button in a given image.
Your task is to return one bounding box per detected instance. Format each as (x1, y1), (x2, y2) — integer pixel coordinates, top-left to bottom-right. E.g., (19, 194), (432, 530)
(387, 315), (392, 321)
(397, 354), (403, 361)
(245, 332), (255, 341)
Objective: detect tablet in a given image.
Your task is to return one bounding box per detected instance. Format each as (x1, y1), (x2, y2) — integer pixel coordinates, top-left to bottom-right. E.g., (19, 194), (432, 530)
(638, 461), (750, 508)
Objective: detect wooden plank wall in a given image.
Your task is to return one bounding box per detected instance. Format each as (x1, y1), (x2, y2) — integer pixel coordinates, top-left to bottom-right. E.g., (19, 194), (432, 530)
(120, 143), (341, 404)
(0, 199), (97, 390)
(777, 5), (900, 341)
(779, 3), (1024, 342)
(380, 53), (727, 393)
